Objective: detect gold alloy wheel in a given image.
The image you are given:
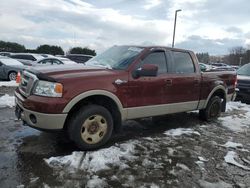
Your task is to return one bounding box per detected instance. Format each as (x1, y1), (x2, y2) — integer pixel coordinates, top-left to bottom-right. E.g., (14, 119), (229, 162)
(81, 115), (108, 144)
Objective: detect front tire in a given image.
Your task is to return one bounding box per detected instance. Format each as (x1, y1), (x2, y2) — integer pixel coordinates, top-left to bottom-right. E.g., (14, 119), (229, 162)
(8, 71), (17, 81)
(68, 105), (113, 150)
(199, 96), (222, 121)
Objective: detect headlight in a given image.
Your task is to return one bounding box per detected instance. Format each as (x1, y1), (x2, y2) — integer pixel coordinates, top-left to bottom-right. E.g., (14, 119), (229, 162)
(33, 80), (63, 97)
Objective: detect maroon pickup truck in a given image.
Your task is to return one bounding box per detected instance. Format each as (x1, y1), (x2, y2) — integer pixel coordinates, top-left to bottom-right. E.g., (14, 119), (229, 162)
(15, 46), (237, 150)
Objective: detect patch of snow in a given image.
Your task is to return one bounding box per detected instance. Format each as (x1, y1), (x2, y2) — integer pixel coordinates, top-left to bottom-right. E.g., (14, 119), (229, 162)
(219, 115), (249, 132)
(45, 141), (138, 172)
(222, 141), (243, 149)
(198, 156), (208, 162)
(167, 147), (176, 156)
(224, 151), (250, 171)
(242, 158), (250, 165)
(226, 101), (250, 112)
(16, 185), (25, 188)
(149, 183), (159, 188)
(195, 161), (204, 165)
(164, 128), (201, 136)
(0, 81), (18, 87)
(30, 177), (39, 184)
(86, 175), (107, 188)
(199, 180), (233, 188)
(165, 128), (200, 137)
(0, 94), (15, 108)
(176, 163), (191, 171)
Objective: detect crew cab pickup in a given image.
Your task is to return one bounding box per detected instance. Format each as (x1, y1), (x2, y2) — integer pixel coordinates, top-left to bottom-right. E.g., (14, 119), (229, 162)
(15, 46), (237, 150)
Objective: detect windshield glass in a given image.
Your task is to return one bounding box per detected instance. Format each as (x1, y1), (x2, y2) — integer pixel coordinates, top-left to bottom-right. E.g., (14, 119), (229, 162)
(86, 46), (144, 70)
(0, 58), (23, 66)
(237, 63), (250, 76)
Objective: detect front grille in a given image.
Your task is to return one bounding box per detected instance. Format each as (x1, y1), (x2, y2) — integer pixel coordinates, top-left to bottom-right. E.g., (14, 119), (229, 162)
(19, 71), (38, 97)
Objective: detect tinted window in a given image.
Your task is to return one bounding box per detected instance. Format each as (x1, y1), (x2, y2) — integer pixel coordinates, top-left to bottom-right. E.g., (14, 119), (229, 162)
(53, 59), (63, 65)
(25, 55), (36, 61)
(38, 59), (52, 65)
(11, 55), (35, 61)
(172, 51), (195, 73)
(142, 52), (167, 74)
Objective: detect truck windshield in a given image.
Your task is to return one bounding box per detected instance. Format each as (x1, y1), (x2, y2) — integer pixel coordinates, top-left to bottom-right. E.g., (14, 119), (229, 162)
(86, 46), (144, 70)
(237, 63), (250, 76)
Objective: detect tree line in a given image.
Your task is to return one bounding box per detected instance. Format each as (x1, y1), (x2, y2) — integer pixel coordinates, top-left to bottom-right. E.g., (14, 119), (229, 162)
(197, 46), (250, 66)
(0, 40), (96, 56)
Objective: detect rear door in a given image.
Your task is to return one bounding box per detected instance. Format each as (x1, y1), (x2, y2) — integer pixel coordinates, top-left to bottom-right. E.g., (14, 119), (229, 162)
(164, 50), (201, 110)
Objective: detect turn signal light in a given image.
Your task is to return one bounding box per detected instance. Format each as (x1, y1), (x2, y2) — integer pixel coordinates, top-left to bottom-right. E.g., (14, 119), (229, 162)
(55, 83), (63, 94)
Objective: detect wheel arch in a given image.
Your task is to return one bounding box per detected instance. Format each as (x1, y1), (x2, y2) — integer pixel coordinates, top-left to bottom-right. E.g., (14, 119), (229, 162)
(63, 90), (126, 132)
(204, 85), (227, 112)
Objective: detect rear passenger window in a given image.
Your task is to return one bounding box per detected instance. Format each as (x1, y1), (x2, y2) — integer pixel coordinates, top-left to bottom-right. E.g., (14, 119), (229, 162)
(172, 51), (195, 73)
(142, 52), (167, 74)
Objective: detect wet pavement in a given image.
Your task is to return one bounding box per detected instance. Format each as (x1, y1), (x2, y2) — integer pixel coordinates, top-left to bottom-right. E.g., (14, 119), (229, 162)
(0, 86), (250, 188)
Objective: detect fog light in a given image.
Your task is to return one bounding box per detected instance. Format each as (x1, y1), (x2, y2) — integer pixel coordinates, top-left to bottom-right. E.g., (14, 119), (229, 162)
(29, 114), (37, 124)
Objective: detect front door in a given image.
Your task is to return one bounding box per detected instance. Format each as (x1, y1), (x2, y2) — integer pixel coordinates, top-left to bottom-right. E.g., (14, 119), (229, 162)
(127, 50), (169, 119)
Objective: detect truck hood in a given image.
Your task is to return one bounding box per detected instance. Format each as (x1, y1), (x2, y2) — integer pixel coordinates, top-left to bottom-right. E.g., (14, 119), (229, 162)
(237, 75), (250, 81)
(25, 64), (114, 82)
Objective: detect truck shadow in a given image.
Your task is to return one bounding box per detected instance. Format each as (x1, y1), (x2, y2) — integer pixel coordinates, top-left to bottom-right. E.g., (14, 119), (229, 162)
(108, 111), (203, 146)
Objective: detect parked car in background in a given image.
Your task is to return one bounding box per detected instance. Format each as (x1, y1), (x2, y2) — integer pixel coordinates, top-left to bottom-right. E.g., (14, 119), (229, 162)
(231, 65), (240, 70)
(10, 53), (44, 66)
(35, 57), (77, 66)
(0, 56), (26, 81)
(66, 54), (94, 64)
(0, 52), (12, 57)
(236, 63), (250, 104)
(210, 63), (235, 71)
(40, 54), (55, 58)
(199, 63), (212, 71)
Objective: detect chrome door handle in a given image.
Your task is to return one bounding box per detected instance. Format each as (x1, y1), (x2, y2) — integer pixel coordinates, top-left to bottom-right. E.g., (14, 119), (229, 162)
(114, 79), (127, 85)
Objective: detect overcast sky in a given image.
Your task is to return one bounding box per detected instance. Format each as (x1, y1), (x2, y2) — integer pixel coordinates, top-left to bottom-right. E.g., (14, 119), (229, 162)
(0, 0), (249, 55)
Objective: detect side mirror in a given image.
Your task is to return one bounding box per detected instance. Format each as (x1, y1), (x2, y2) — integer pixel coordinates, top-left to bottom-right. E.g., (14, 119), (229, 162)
(133, 64), (158, 79)
(0, 62), (3, 66)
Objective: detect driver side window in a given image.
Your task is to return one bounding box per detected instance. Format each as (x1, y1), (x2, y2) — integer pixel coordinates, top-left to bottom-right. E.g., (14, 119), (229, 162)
(141, 52), (167, 74)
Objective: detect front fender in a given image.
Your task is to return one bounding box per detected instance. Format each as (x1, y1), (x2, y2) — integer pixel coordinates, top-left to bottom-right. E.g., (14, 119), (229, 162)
(62, 90), (127, 120)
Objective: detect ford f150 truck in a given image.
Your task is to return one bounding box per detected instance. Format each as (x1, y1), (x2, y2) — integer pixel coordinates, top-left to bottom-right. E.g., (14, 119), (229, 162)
(15, 46), (237, 150)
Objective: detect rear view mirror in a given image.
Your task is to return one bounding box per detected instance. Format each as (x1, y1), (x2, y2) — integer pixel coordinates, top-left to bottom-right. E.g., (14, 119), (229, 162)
(133, 64), (158, 78)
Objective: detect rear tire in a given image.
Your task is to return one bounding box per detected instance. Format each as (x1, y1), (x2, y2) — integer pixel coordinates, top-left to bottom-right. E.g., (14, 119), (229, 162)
(67, 105), (113, 150)
(8, 71), (17, 81)
(199, 96), (222, 121)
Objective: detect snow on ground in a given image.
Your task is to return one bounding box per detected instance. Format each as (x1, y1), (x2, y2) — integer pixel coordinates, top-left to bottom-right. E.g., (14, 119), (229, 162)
(226, 101), (250, 112)
(220, 102), (250, 132)
(199, 180), (233, 188)
(43, 101), (250, 187)
(219, 114), (250, 132)
(0, 81), (18, 87)
(0, 94), (15, 108)
(45, 141), (138, 173)
(86, 175), (107, 188)
(222, 141), (243, 149)
(224, 151), (250, 171)
(164, 128), (201, 137)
